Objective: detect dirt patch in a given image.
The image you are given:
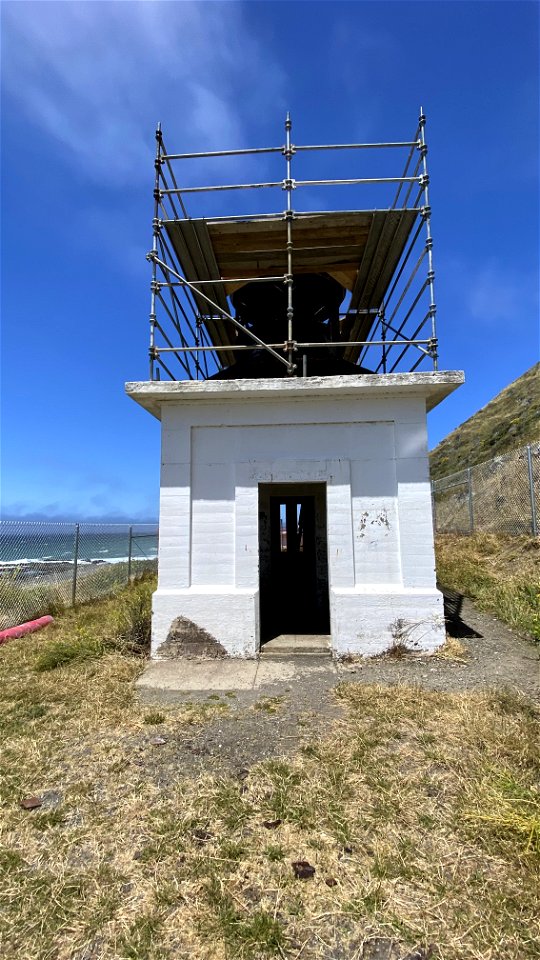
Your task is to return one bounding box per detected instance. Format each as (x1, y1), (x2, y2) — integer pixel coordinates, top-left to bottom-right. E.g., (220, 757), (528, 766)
(136, 598), (539, 780)
(136, 662), (343, 780)
(339, 596), (539, 699)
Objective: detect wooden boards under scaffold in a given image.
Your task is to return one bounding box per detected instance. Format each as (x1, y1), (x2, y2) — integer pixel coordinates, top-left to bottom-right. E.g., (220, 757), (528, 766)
(163, 209), (419, 363)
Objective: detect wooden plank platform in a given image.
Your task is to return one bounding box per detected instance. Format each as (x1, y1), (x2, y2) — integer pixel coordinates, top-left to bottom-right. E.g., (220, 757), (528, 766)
(163, 210), (419, 362)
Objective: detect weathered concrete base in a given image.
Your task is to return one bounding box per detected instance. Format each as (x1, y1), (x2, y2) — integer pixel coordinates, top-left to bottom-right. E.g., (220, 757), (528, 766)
(152, 588), (259, 659)
(331, 587), (446, 656)
(152, 587), (445, 659)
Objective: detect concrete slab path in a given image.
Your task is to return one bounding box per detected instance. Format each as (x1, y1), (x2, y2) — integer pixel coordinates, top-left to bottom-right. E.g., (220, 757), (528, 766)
(136, 654), (337, 695)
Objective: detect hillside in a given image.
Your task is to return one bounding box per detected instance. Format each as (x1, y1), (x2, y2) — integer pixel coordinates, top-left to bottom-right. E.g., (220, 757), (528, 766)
(430, 362), (540, 480)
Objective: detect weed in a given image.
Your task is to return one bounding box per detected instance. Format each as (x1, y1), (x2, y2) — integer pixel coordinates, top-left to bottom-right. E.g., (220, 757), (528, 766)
(219, 839), (246, 861)
(32, 808), (66, 831)
(264, 844), (285, 862)
(143, 711), (165, 725)
(110, 579), (154, 651)
(35, 628), (106, 672)
(254, 695), (285, 714)
(203, 879), (286, 957)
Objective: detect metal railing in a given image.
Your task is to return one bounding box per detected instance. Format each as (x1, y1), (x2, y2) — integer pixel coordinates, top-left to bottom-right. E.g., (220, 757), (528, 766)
(0, 521), (158, 629)
(148, 108), (439, 381)
(432, 444), (539, 536)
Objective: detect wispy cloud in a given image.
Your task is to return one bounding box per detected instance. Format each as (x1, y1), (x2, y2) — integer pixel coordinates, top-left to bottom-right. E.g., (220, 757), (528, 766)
(2, 1), (286, 184)
(439, 253), (538, 331)
(468, 260), (539, 325)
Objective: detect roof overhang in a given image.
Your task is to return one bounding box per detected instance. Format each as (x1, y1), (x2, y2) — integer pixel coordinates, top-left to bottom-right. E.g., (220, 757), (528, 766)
(126, 371), (464, 420)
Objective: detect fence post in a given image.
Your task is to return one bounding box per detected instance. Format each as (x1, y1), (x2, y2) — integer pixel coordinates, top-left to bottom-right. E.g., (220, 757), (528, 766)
(431, 482), (437, 533)
(467, 467), (474, 534)
(526, 445), (538, 537)
(71, 523), (80, 606)
(127, 525), (133, 582)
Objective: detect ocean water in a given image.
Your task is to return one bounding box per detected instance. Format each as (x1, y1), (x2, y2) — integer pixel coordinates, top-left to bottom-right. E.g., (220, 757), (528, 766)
(0, 526), (158, 566)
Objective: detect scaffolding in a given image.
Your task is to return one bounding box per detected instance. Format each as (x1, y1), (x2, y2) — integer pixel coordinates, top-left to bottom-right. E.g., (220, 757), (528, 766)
(146, 109), (439, 381)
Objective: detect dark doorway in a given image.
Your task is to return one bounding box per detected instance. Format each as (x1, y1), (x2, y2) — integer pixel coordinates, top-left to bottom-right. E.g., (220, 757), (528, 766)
(259, 483), (330, 643)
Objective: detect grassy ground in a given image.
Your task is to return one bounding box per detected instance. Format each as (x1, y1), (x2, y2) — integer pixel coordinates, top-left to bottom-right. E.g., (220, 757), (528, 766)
(1, 580), (539, 959)
(0, 559), (157, 630)
(435, 533), (540, 642)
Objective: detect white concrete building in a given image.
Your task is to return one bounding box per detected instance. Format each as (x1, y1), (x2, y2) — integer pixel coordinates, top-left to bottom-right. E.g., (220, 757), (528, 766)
(127, 113), (463, 659)
(127, 372), (463, 658)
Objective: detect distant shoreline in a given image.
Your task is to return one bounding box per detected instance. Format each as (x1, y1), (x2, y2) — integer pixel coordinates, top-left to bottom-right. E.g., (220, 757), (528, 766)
(0, 557), (156, 588)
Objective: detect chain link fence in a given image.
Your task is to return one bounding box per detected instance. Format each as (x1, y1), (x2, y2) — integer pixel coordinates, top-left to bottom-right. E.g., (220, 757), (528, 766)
(432, 443), (539, 536)
(0, 521), (158, 629)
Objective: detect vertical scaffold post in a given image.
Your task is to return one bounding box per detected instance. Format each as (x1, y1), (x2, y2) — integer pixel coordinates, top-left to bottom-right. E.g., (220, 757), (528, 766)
(527, 445), (538, 537)
(127, 525), (133, 582)
(284, 113), (295, 375)
(467, 467), (474, 534)
(418, 108), (438, 371)
(380, 308), (388, 373)
(72, 523), (80, 607)
(149, 124), (162, 380)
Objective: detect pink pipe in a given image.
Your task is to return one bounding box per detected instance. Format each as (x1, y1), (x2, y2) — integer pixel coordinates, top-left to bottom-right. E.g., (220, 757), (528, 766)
(0, 615), (54, 644)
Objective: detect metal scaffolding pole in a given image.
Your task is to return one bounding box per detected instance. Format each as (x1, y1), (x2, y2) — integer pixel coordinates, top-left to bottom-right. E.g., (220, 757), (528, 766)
(284, 112), (295, 375)
(418, 108), (438, 369)
(149, 123), (162, 380)
(149, 253), (290, 370)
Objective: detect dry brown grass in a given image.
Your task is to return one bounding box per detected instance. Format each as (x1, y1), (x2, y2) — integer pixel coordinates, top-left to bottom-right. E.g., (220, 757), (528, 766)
(1, 587), (539, 959)
(436, 533), (540, 641)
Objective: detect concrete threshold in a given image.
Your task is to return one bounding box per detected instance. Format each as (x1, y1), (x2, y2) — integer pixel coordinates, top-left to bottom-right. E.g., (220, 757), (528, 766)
(260, 634), (331, 657)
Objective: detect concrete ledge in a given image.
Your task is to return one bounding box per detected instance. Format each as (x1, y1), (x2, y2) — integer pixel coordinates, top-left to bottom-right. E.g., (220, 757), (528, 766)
(126, 371), (464, 419)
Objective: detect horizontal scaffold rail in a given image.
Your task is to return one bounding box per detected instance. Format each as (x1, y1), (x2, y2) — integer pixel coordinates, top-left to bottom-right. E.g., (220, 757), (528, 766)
(160, 175), (422, 195)
(161, 140), (420, 161)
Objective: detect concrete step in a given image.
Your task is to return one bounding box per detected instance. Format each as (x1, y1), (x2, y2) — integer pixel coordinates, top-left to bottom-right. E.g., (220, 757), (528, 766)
(260, 634), (331, 658)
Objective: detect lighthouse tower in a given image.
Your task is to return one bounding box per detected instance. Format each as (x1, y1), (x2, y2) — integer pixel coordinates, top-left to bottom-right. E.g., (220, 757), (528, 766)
(127, 112), (463, 658)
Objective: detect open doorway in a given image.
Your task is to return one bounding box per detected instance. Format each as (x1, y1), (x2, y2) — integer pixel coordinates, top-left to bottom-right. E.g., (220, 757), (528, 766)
(258, 483), (330, 643)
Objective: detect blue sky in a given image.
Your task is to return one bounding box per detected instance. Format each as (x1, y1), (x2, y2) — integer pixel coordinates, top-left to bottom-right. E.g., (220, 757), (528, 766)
(1, 0), (538, 521)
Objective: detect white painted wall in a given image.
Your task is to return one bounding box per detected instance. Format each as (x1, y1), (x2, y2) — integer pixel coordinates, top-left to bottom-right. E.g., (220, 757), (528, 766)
(149, 379), (448, 658)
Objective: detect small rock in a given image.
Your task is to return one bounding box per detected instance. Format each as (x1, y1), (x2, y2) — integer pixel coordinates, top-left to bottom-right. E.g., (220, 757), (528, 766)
(262, 819), (282, 829)
(40, 789), (62, 809)
(192, 828), (213, 843)
(325, 877), (338, 887)
(150, 737), (167, 746)
(402, 948), (435, 960)
(20, 795), (42, 810)
(361, 938), (396, 960)
(292, 860), (316, 879)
